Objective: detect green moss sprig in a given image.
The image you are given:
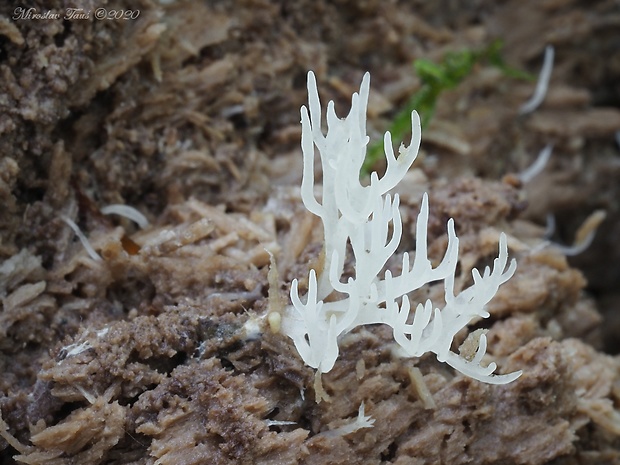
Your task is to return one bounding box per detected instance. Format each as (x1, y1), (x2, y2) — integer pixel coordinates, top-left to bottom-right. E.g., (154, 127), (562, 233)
(362, 40), (533, 174)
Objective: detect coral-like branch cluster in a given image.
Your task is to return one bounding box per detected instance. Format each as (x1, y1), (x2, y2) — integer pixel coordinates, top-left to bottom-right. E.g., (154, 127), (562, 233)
(281, 71), (520, 384)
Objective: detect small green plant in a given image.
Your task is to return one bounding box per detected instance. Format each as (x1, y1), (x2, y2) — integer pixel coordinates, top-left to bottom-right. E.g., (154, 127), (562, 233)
(362, 40), (533, 173)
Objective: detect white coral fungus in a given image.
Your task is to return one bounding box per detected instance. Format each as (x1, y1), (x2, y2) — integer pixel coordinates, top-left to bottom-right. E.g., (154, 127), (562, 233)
(281, 71), (521, 384)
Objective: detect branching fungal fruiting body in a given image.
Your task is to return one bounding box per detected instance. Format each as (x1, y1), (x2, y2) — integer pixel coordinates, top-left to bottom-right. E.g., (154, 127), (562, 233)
(281, 71), (521, 385)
